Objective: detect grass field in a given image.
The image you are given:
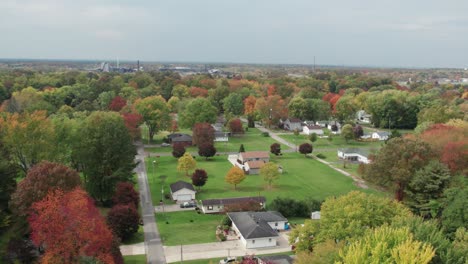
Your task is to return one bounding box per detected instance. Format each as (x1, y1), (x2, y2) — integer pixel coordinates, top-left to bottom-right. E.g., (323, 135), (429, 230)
(124, 254), (146, 264)
(279, 134), (384, 149)
(146, 128), (287, 153)
(156, 211), (224, 246)
(146, 152), (379, 205)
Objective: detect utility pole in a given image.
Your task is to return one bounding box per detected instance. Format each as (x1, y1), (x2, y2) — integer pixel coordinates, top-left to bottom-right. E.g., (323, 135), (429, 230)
(180, 244), (183, 263)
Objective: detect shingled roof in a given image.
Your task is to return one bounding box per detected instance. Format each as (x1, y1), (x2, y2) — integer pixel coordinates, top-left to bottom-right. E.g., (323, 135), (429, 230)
(228, 211), (286, 239)
(170, 181), (195, 193)
(239, 151), (270, 159)
(201, 196), (265, 206)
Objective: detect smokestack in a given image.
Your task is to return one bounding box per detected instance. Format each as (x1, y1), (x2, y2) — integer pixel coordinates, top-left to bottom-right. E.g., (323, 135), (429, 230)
(137, 60), (140, 72)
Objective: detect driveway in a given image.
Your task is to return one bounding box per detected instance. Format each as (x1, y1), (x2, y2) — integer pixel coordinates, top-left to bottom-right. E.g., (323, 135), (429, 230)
(154, 204), (196, 213)
(163, 232), (292, 263)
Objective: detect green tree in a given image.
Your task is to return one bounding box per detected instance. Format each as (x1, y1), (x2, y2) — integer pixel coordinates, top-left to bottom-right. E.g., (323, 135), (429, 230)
(225, 166), (245, 190)
(260, 162), (280, 188)
(223, 93), (244, 116)
(441, 181), (468, 238)
(337, 226), (435, 264)
(76, 111), (136, 203)
(404, 161), (451, 218)
(239, 144), (245, 153)
(0, 140), (19, 230)
(341, 124), (354, 143)
(362, 138), (436, 201)
(177, 152), (196, 176)
(179, 98), (218, 128)
(309, 133), (317, 142)
(135, 95), (171, 141)
(334, 96), (358, 123)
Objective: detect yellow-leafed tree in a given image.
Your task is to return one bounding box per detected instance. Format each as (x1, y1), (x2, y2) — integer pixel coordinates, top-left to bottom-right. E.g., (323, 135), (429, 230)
(177, 152), (196, 176)
(225, 166), (245, 190)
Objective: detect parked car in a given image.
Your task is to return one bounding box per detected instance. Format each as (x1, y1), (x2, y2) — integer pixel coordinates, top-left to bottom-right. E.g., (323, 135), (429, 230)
(180, 201), (196, 208)
(219, 257), (236, 264)
(161, 143), (171, 147)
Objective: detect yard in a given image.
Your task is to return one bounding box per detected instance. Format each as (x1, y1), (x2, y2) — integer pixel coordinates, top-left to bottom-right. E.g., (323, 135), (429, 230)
(123, 254), (146, 264)
(156, 211), (225, 246)
(146, 127), (287, 153)
(279, 133), (384, 150)
(146, 152), (380, 206)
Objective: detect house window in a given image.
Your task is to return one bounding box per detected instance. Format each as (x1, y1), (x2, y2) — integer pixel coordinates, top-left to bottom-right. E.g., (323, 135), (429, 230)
(275, 222), (278, 227)
(269, 238), (272, 242)
(208, 206), (213, 210)
(252, 240), (255, 244)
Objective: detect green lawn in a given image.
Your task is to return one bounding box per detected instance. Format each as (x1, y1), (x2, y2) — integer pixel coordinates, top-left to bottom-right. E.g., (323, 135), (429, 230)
(279, 134), (384, 150)
(146, 128), (287, 153)
(124, 254), (146, 264)
(156, 211), (224, 246)
(147, 152), (379, 206)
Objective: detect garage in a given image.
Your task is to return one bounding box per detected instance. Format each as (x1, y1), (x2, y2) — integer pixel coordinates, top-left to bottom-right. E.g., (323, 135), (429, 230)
(169, 181), (196, 202)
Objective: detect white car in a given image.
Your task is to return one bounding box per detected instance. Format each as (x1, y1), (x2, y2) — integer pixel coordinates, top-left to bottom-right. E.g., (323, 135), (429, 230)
(161, 143), (171, 147)
(219, 257), (236, 264)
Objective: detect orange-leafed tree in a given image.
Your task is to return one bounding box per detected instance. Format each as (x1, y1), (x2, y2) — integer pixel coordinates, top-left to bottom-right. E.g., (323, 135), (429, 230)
(254, 95), (288, 128)
(244, 95), (257, 128)
(225, 166), (246, 190)
(28, 188), (123, 264)
(441, 141), (468, 174)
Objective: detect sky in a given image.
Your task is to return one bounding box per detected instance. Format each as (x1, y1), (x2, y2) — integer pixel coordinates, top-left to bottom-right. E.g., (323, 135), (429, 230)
(1, 0), (467, 68)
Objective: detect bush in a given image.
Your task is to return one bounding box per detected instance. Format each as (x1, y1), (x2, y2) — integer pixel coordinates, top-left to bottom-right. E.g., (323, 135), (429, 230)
(316, 153), (326, 159)
(221, 215), (232, 226)
(218, 233), (226, 241)
(261, 132), (269, 137)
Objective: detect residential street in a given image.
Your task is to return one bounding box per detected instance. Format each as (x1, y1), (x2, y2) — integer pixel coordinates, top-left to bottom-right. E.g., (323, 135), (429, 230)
(134, 142), (167, 264)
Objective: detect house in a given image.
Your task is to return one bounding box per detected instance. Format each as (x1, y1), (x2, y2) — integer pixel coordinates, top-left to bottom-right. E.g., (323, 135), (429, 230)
(169, 181), (196, 202)
(200, 196), (266, 214)
(327, 122), (341, 134)
(337, 148), (371, 164)
(228, 211), (288, 249)
(214, 131), (229, 142)
(303, 124), (324, 135)
(314, 121), (329, 127)
(259, 255), (294, 264)
(372, 131), (390, 141)
(168, 133), (193, 147)
(311, 211), (321, 220)
(281, 118), (303, 131)
(237, 151), (270, 174)
(356, 110), (372, 124)
(360, 133), (372, 139)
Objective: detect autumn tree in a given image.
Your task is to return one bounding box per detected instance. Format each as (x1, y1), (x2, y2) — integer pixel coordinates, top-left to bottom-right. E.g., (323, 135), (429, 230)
(0, 111), (56, 172)
(260, 162), (280, 188)
(441, 141), (467, 174)
(76, 111), (136, 203)
(192, 122), (215, 146)
(341, 124), (354, 143)
(225, 166), (246, 190)
(270, 143), (281, 156)
(179, 98), (218, 128)
(198, 143), (217, 160)
(135, 95), (170, 141)
(299, 143), (313, 157)
(228, 118), (244, 134)
(107, 204), (140, 241)
(254, 95), (288, 128)
(244, 95), (257, 128)
(108, 96), (127, 112)
(362, 138), (436, 201)
(112, 182), (139, 208)
(353, 125), (363, 139)
(177, 152), (196, 176)
(121, 112), (143, 140)
(28, 188), (122, 264)
(191, 169), (208, 191)
(10, 161), (81, 218)
(172, 142), (186, 158)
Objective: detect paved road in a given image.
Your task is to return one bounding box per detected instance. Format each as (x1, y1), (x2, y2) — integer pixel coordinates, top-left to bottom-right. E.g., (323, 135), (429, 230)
(135, 142), (167, 264)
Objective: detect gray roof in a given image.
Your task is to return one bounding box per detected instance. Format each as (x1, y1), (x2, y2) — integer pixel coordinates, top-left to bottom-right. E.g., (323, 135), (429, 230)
(228, 211), (286, 239)
(374, 131), (390, 137)
(171, 134), (192, 142)
(260, 255), (294, 264)
(202, 196), (265, 206)
(170, 181), (195, 193)
(339, 148), (370, 157)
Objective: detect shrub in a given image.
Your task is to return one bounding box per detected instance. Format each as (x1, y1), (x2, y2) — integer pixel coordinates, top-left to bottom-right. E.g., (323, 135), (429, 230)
(218, 233), (226, 241)
(261, 132), (269, 137)
(172, 142), (186, 158)
(299, 143), (313, 157)
(221, 215), (232, 226)
(316, 153), (326, 159)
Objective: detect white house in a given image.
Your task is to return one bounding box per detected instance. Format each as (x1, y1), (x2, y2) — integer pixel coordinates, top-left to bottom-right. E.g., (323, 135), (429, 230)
(314, 121), (329, 127)
(281, 118), (303, 131)
(303, 125), (324, 135)
(200, 196), (266, 214)
(337, 148), (371, 164)
(372, 131), (390, 141)
(356, 110), (372, 124)
(228, 211), (288, 249)
(311, 211), (321, 220)
(214, 131), (229, 142)
(169, 181), (196, 202)
(327, 122), (341, 134)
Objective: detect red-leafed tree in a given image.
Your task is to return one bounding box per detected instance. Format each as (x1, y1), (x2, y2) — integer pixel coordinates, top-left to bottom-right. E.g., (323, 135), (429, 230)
(28, 188), (123, 264)
(192, 122), (215, 146)
(299, 143), (313, 157)
(170, 120), (179, 133)
(190, 87), (209, 97)
(441, 141), (468, 174)
(198, 143), (217, 160)
(121, 112), (143, 140)
(266, 85), (276, 96)
(228, 118), (244, 134)
(270, 143), (281, 156)
(109, 96), (127, 112)
(191, 169), (208, 191)
(107, 204), (140, 241)
(112, 182), (139, 208)
(172, 142), (186, 158)
(10, 161), (82, 218)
